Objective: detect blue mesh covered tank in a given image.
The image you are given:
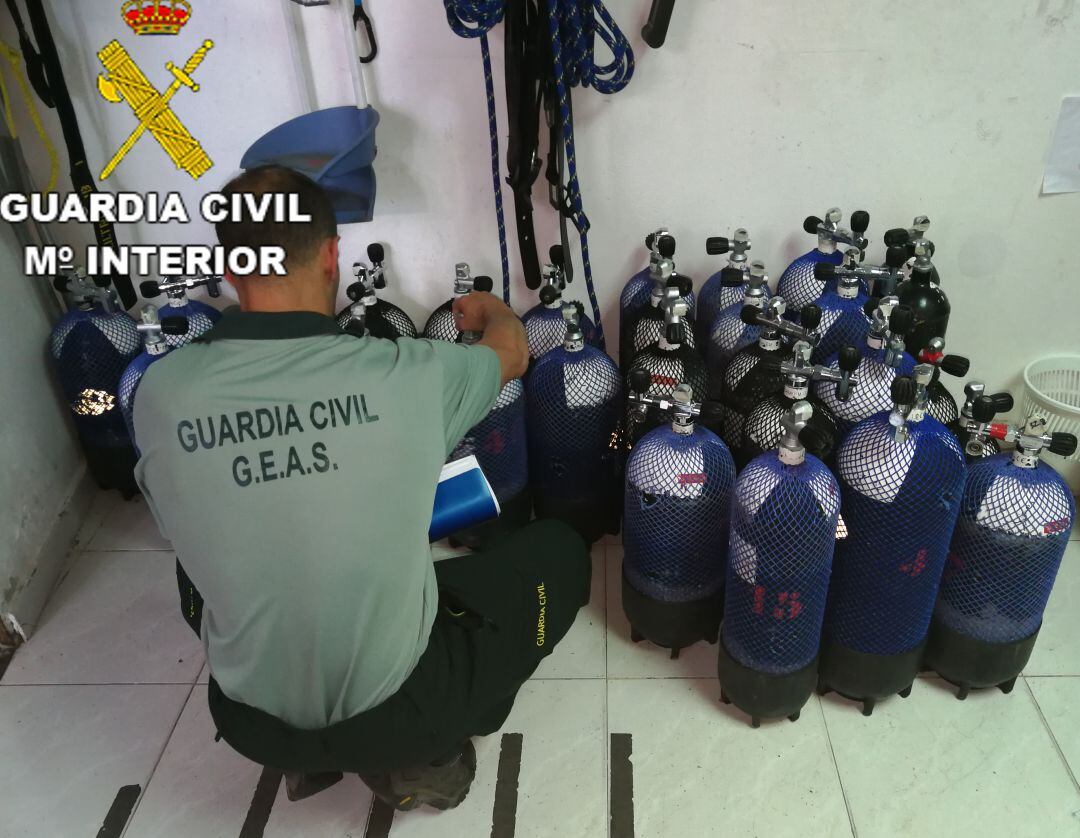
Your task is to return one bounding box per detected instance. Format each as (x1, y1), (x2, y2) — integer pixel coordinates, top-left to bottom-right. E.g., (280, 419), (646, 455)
(819, 373), (967, 714)
(521, 247), (598, 362)
(717, 300), (821, 453)
(696, 229), (752, 349)
(814, 301), (916, 437)
(118, 306), (189, 452)
(50, 270), (141, 497)
(619, 234), (696, 373)
(622, 384), (736, 656)
(527, 304), (621, 543)
(139, 275), (222, 348)
(705, 261), (771, 398)
(719, 402), (841, 726)
(624, 292), (707, 446)
(737, 342), (859, 470)
(927, 412), (1077, 698)
(336, 245), (417, 340)
(776, 208), (868, 322)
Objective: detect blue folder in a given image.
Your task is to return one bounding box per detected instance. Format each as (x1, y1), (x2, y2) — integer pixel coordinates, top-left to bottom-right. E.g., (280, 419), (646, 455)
(429, 455), (501, 542)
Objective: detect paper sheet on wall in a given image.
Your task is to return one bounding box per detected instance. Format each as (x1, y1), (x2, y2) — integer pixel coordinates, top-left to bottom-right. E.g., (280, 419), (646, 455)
(1042, 96), (1080, 195)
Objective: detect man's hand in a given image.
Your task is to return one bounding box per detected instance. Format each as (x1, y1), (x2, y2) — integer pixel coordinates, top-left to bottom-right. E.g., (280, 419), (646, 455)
(452, 292), (529, 385)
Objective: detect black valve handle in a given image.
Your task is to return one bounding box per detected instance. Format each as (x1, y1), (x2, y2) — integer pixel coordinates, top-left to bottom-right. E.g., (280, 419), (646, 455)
(642, 0), (676, 48)
(800, 303), (822, 331)
(346, 282), (365, 302)
(367, 242), (385, 264)
(884, 228), (910, 248)
(850, 210), (870, 235)
(803, 216), (823, 235)
(720, 267), (744, 287)
(971, 395), (998, 423)
(892, 376), (917, 405)
(885, 246), (908, 269)
(670, 275), (693, 297)
(549, 244), (565, 266)
(740, 304), (761, 325)
(990, 392), (1015, 412)
(863, 296), (881, 319)
(657, 234), (676, 258)
(889, 305), (914, 336)
(838, 345), (861, 373)
(1049, 433), (1078, 457)
(706, 236), (731, 256)
(53, 274), (70, 293)
(814, 262), (837, 281)
(160, 316), (189, 336)
(539, 285), (559, 305)
(473, 276), (494, 293)
(629, 368), (652, 395)
(940, 355), (971, 377)
(666, 322), (686, 345)
(140, 281), (161, 298)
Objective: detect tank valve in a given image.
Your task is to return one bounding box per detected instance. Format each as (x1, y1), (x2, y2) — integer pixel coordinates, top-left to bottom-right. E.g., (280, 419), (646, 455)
(628, 375), (703, 434)
(706, 227), (751, 267)
(961, 399), (1077, 465)
(777, 340), (861, 403)
(778, 401), (814, 465)
(803, 208), (871, 258)
(889, 377), (919, 442)
(136, 304), (189, 355)
(561, 301), (585, 351)
(661, 288), (690, 345)
(884, 304), (914, 367)
(741, 299), (822, 346)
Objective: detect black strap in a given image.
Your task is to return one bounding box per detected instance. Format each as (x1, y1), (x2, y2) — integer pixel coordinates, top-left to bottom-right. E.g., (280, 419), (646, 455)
(504, 0), (545, 291)
(11, 0), (137, 308)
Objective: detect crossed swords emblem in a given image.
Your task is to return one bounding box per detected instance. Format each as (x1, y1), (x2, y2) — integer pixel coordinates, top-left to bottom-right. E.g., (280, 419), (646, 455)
(96, 39), (214, 181)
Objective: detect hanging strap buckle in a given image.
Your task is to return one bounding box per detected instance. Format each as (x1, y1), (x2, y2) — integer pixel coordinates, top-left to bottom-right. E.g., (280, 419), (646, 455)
(353, 1), (377, 64)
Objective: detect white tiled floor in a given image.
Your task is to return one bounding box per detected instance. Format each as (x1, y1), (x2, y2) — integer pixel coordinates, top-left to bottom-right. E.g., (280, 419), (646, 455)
(3, 495), (1080, 838)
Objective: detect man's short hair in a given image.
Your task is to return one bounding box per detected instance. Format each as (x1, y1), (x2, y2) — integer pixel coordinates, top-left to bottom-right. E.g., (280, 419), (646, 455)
(215, 165), (338, 272)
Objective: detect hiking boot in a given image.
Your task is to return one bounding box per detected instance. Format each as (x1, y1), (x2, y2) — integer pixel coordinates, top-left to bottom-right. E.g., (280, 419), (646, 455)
(360, 740), (477, 811)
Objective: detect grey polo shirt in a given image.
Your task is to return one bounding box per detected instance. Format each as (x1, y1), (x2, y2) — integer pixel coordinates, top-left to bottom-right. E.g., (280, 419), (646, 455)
(134, 310), (501, 730)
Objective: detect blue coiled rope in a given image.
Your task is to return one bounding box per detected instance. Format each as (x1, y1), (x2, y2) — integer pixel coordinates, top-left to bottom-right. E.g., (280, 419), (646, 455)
(443, 0), (634, 346)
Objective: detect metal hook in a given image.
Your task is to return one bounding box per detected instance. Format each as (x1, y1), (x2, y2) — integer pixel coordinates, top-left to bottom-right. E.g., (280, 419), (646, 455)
(354, 1), (377, 64)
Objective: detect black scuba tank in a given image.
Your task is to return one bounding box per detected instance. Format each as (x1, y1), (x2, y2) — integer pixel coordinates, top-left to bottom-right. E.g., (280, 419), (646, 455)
(337, 244), (417, 339)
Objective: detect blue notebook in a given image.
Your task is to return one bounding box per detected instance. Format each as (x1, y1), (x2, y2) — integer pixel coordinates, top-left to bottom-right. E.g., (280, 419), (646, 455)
(429, 455), (501, 542)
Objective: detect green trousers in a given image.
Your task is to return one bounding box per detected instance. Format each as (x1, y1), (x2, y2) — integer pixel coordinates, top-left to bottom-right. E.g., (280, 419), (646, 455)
(202, 519), (590, 774)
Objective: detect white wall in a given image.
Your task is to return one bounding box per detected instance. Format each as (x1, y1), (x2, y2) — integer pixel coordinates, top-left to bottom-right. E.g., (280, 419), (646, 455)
(5, 0), (1080, 405)
(0, 215), (87, 632)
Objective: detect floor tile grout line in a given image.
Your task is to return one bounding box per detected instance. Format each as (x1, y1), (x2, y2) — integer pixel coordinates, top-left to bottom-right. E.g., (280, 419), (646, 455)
(0, 680), (206, 687)
(118, 680), (197, 838)
(604, 544), (612, 838)
(816, 697), (859, 838)
(1021, 675), (1080, 795)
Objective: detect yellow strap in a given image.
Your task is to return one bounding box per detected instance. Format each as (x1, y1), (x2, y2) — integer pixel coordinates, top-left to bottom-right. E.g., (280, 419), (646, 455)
(0, 39), (60, 192)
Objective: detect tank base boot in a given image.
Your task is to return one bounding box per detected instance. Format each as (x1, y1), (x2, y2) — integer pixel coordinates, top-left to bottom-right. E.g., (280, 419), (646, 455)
(717, 636), (816, 727)
(818, 638), (926, 715)
(924, 619), (1040, 697)
(621, 572), (722, 656)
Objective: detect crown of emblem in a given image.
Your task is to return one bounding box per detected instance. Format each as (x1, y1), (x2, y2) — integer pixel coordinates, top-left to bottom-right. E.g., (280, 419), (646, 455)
(121, 0), (192, 36)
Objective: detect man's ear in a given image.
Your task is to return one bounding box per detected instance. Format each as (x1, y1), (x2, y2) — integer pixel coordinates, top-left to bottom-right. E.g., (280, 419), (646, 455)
(324, 236), (341, 281)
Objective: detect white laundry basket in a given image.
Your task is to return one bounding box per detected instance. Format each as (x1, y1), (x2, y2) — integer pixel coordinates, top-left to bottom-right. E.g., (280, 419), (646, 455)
(1021, 355), (1080, 493)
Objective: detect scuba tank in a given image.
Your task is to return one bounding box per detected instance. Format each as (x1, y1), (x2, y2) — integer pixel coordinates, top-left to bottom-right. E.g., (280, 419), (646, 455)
(916, 337), (970, 426)
(622, 381), (736, 658)
(814, 299), (917, 436)
(776, 207), (869, 321)
(718, 402), (841, 727)
(628, 255), (698, 366)
(887, 220), (949, 356)
(50, 268), (142, 497)
(624, 289), (708, 446)
(889, 215), (942, 286)
(445, 279), (530, 549)
(738, 341), (860, 470)
(696, 228), (752, 348)
(521, 245), (598, 362)
(807, 244), (907, 365)
(620, 229), (671, 340)
(336, 244), (417, 339)
(138, 275), (222, 347)
(423, 263), (489, 342)
(926, 408), (1077, 698)
(818, 371), (967, 715)
(949, 382), (1014, 460)
(706, 260), (770, 393)
(717, 300), (822, 452)
(118, 306), (189, 450)
(620, 231), (696, 372)
(526, 303), (622, 544)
